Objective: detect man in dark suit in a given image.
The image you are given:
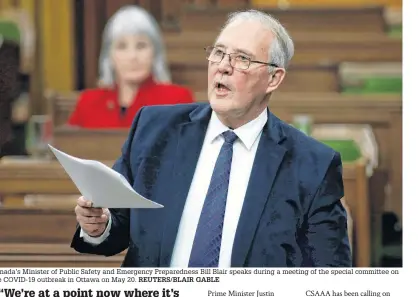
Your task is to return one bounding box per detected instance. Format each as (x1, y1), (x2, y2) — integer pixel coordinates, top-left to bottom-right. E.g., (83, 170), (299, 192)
(72, 9), (351, 267)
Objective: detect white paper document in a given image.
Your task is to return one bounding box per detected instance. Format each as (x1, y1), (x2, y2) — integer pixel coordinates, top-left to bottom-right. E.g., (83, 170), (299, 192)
(48, 145), (163, 209)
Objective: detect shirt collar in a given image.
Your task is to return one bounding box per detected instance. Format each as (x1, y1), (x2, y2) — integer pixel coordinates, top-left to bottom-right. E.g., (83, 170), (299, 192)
(206, 108), (268, 150)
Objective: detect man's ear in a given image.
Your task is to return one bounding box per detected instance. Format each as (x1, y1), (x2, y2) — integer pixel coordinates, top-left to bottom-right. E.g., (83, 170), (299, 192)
(266, 68), (286, 93)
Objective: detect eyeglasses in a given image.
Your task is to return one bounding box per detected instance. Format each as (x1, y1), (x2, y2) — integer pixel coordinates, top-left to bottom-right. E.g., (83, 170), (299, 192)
(204, 46), (279, 70)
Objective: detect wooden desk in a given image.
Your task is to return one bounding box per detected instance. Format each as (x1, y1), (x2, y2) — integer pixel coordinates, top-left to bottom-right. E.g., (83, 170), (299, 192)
(342, 160), (371, 267)
(53, 127), (128, 161)
(46, 91), (79, 127)
(179, 6), (387, 34)
(0, 207), (76, 244)
(0, 160), (83, 195)
(164, 31), (399, 46)
(0, 243), (125, 267)
(0, 159), (369, 266)
(170, 62), (340, 92)
(166, 33), (401, 66)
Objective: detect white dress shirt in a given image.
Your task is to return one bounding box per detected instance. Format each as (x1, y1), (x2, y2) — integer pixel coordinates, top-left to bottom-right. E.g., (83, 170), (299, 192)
(81, 109), (268, 267)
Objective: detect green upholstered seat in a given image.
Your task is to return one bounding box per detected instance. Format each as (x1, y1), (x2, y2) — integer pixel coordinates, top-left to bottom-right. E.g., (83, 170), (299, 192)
(343, 77), (402, 94)
(363, 77), (402, 93)
(0, 21), (20, 43)
(388, 25), (402, 38)
(320, 139), (362, 162)
(291, 123), (363, 162)
(342, 87), (366, 94)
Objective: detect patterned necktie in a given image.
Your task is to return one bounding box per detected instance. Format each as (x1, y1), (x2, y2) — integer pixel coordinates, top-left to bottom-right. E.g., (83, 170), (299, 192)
(188, 130), (238, 267)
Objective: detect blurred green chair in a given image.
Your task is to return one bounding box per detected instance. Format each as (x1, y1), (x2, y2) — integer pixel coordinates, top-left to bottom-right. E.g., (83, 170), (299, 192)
(340, 62), (402, 94)
(342, 77), (402, 94)
(320, 139), (361, 162)
(0, 10), (35, 73)
(312, 124), (378, 177)
(388, 25), (402, 38)
(363, 77), (402, 93)
(0, 21), (20, 44)
(291, 116), (378, 168)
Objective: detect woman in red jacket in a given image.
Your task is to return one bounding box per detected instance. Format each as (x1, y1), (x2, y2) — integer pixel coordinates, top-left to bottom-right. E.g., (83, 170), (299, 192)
(68, 6), (194, 129)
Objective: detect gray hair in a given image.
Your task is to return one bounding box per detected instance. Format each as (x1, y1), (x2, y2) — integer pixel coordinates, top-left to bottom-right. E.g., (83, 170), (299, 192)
(98, 5), (171, 86)
(222, 9), (294, 72)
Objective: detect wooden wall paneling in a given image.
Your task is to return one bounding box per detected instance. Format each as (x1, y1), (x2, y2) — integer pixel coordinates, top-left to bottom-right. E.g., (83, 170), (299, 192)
(216, 0), (249, 8)
(251, 0), (402, 8)
(0, 0), (15, 10)
(189, 0), (214, 7)
(185, 0), (251, 9)
(354, 160), (371, 267)
(388, 112), (402, 224)
(161, 0), (182, 30)
(140, 0), (162, 22)
(151, 0), (163, 24)
(83, 0), (102, 88)
(368, 168), (387, 266)
(140, 0), (152, 11)
(41, 0), (74, 94)
(386, 0), (402, 7)
(105, 0), (138, 19)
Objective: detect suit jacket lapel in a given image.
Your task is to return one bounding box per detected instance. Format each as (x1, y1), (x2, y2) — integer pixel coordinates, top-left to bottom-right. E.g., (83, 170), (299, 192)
(231, 110), (288, 267)
(159, 104), (212, 266)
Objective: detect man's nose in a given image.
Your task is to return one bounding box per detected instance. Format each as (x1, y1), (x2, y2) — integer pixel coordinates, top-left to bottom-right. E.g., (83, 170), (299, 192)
(217, 54), (233, 74)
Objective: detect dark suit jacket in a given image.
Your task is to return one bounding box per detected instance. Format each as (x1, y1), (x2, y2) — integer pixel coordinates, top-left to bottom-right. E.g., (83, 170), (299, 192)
(71, 103), (352, 267)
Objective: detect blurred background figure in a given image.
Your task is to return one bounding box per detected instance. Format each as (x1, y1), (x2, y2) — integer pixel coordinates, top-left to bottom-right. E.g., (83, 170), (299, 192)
(67, 5), (194, 128)
(0, 31), (23, 157)
(0, 8), (34, 157)
(0, 34), (15, 157)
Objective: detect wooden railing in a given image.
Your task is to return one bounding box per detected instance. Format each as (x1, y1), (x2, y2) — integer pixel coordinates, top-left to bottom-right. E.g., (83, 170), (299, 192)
(0, 160), (369, 267)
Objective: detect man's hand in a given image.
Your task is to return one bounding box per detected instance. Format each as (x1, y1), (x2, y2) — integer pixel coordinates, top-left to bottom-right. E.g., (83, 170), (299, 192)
(75, 196), (110, 237)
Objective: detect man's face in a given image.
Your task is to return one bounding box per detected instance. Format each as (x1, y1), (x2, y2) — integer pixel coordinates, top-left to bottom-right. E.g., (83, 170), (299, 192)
(207, 20), (285, 127)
